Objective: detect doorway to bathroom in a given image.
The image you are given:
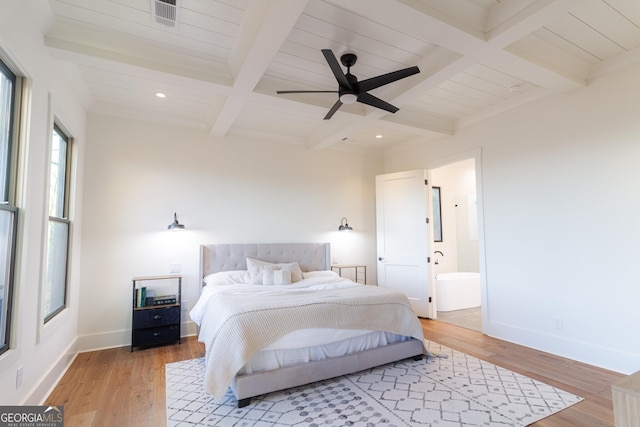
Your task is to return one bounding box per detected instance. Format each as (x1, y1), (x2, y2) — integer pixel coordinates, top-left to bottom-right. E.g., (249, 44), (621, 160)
(431, 156), (483, 332)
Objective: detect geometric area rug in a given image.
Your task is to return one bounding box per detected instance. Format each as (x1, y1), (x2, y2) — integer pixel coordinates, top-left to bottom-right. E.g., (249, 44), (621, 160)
(166, 341), (583, 426)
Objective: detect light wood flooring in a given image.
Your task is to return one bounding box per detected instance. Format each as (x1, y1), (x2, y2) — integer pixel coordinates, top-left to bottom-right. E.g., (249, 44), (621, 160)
(45, 320), (623, 426)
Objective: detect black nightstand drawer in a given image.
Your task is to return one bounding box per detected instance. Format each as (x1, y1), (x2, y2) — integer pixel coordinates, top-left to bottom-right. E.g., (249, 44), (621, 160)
(132, 325), (179, 347)
(133, 306), (180, 328)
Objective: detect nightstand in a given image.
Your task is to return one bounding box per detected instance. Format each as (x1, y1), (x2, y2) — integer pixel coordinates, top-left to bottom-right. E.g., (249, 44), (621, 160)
(331, 265), (367, 284)
(131, 275), (181, 351)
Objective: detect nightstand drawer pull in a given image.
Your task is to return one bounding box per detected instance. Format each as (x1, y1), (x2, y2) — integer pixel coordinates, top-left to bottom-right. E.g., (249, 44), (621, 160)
(153, 332), (161, 337)
(154, 315), (162, 319)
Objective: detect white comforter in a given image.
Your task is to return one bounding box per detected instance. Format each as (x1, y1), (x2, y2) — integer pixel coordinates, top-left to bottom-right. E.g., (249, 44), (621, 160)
(190, 274), (424, 399)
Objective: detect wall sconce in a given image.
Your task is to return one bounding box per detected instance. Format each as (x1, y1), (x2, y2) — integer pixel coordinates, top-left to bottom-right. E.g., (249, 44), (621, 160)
(167, 212), (185, 230)
(338, 217), (353, 232)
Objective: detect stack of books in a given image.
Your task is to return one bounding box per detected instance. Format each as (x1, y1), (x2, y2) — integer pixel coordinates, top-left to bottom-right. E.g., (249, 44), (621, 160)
(135, 287), (146, 308)
(134, 288), (157, 307)
(135, 287), (177, 307)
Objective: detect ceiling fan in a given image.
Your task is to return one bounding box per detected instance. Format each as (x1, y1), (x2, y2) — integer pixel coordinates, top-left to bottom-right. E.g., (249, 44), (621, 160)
(277, 49), (420, 120)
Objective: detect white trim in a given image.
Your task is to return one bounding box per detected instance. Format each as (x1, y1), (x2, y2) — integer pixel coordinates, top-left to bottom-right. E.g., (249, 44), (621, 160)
(75, 321), (197, 353)
(25, 338), (78, 405)
(484, 320), (638, 375)
(35, 93), (55, 344)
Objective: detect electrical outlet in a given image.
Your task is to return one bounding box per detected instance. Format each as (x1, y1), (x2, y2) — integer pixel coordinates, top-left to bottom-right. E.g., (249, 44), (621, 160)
(181, 300), (188, 311)
(16, 366), (23, 389)
(170, 263), (181, 273)
(553, 317), (563, 330)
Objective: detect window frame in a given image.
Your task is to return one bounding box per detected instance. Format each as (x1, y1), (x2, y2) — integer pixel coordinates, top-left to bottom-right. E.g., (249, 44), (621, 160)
(43, 122), (72, 324)
(0, 56), (20, 356)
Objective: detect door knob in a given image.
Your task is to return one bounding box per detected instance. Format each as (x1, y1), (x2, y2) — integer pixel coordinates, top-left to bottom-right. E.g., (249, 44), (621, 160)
(378, 257), (384, 261)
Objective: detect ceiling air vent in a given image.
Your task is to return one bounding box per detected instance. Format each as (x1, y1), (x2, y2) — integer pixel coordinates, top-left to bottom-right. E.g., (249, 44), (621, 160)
(151, 0), (180, 28)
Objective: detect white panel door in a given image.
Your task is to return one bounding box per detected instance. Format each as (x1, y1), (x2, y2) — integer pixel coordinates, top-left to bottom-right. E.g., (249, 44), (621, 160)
(376, 170), (433, 318)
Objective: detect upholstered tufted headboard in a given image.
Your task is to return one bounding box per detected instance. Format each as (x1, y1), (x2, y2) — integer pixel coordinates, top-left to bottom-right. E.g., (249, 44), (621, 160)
(199, 243), (330, 285)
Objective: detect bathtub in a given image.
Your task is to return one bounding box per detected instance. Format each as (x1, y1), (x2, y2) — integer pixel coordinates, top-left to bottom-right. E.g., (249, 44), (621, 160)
(435, 272), (481, 312)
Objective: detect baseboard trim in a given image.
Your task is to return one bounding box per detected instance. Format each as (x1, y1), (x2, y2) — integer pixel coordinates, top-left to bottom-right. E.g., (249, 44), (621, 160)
(484, 320), (638, 374)
(23, 338), (78, 405)
(23, 322), (197, 405)
(76, 321), (198, 353)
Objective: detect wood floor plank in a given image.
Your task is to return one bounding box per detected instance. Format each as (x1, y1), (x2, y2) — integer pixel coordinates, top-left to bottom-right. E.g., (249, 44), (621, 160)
(421, 319), (623, 426)
(45, 322), (623, 426)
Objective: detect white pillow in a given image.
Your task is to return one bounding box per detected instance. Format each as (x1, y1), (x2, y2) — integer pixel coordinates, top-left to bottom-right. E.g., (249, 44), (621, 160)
(247, 258), (275, 284)
(246, 257), (303, 284)
(274, 269), (292, 285)
(261, 267), (292, 286)
(261, 265), (276, 285)
(302, 270), (340, 279)
(277, 262), (303, 282)
(203, 270), (249, 286)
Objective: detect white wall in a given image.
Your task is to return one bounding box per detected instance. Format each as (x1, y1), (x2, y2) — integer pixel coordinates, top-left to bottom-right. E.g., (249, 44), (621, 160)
(77, 114), (384, 350)
(385, 61), (640, 374)
(0, 2), (87, 405)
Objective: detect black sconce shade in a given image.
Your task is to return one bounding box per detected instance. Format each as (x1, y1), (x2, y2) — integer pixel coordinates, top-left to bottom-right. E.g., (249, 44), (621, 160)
(168, 212), (185, 230)
(338, 217), (353, 232)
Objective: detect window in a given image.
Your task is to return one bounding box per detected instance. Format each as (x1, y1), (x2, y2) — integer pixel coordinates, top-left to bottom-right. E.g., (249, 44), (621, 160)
(43, 124), (71, 322)
(0, 58), (19, 355)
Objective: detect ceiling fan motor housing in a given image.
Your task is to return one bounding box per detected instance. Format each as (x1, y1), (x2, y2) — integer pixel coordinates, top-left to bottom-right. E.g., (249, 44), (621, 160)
(340, 53), (357, 68)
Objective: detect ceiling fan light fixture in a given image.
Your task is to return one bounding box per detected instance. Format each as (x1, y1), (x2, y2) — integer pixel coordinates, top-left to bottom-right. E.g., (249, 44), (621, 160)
(339, 93), (357, 104)
(276, 49), (420, 120)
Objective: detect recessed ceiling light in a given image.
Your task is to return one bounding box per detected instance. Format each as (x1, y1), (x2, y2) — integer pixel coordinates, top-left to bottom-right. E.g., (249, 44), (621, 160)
(376, 134), (383, 139)
(507, 84), (522, 93)
(155, 92), (167, 98)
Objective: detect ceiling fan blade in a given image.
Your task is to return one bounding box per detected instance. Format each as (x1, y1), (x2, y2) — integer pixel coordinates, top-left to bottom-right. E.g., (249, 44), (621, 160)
(323, 99), (343, 120)
(277, 90), (338, 94)
(356, 66), (420, 93)
(357, 92), (399, 114)
(321, 49), (352, 90)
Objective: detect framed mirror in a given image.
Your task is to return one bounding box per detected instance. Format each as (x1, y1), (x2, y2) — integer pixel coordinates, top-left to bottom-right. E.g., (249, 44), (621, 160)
(432, 186), (442, 242)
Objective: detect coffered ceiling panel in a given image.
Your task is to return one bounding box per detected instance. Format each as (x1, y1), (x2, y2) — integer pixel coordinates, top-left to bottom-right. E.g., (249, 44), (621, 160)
(39, 0), (640, 154)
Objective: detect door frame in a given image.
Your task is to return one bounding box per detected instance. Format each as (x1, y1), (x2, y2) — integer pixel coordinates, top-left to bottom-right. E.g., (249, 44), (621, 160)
(427, 148), (487, 331)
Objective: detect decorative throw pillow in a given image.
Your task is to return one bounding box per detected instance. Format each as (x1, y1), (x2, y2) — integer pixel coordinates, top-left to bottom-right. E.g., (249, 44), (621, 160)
(261, 266), (276, 285)
(273, 269), (292, 285)
(261, 268), (293, 285)
(276, 262), (303, 282)
(246, 257), (303, 284)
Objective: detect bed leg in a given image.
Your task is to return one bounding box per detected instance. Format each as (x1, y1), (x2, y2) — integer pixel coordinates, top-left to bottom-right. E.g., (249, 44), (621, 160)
(237, 398), (251, 408)
(413, 354), (423, 361)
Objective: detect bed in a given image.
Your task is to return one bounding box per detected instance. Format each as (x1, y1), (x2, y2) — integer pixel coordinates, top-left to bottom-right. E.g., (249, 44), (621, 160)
(190, 242), (426, 407)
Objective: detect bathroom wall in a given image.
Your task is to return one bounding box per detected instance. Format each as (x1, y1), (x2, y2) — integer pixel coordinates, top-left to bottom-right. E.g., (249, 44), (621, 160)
(431, 158), (478, 273)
